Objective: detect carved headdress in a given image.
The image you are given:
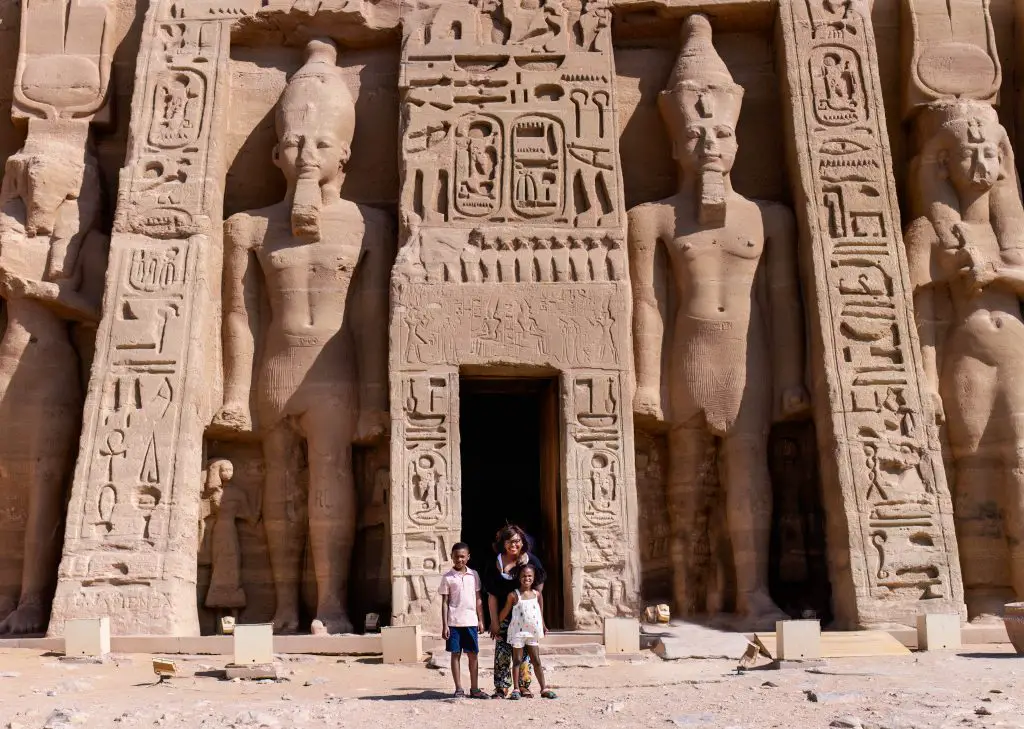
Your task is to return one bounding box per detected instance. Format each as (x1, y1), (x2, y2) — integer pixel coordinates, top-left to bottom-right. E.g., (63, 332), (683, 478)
(658, 14), (743, 131)
(276, 38), (356, 147)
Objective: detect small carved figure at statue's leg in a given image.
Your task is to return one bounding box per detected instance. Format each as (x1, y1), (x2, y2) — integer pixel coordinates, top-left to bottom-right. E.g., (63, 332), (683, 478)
(263, 423), (305, 635)
(666, 422), (709, 617)
(303, 402), (356, 636)
(206, 508), (246, 609)
(721, 430), (788, 630)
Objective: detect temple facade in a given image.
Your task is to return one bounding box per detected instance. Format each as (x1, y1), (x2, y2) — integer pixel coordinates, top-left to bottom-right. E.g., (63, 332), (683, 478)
(2, 0), (1024, 638)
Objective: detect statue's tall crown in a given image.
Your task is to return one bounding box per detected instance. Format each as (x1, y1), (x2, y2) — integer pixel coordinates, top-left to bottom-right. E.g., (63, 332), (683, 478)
(277, 38), (355, 143)
(659, 14), (743, 127)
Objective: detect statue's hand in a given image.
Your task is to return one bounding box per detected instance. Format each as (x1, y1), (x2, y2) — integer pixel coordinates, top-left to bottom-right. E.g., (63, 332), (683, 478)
(780, 384), (812, 419)
(925, 390), (946, 426)
(355, 409), (389, 444)
(211, 403), (252, 433)
(960, 261), (998, 294)
(633, 387), (665, 422)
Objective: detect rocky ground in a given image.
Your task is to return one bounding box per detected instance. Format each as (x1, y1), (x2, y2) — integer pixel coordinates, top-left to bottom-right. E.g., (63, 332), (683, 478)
(0, 641), (1022, 729)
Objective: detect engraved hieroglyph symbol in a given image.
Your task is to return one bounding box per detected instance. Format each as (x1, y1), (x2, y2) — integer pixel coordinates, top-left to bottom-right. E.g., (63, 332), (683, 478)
(511, 115), (564, 218)
(128, 246), (184, 292)
(583, 450), (620, 528)
(810, 46), (866, 126)
(455, 114), (502, 217)
(150, 69), (205, 148)
(408, 452), (447, 526)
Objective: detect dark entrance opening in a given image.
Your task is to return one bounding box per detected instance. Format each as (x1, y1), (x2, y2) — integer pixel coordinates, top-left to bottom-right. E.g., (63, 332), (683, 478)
(460, 376), (563, 630)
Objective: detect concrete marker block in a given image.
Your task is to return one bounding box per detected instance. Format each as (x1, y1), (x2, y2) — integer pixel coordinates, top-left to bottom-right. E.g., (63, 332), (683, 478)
(776, 619), (821, 661)
(917, 613), (962, 651)
(603, 617), (640, 654)
(382, 625), (422, 664)
(233, 623), (274, 665)
(64, 617), (110, 657)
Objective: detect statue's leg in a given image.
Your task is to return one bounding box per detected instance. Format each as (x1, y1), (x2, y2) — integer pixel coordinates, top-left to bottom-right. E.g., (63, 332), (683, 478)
(720, 428), (787, 629)
(666, 419), (710, 617)
(301, 399), (356, 635)
(0, 401), (76, 635)
(945, 358), (1004, 620)
(262, 422), (305, 634)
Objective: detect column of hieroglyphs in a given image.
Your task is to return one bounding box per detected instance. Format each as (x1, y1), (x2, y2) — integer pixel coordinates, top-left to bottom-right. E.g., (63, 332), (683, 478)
(0, 0), (113, 636)
(901, 0), (1024, 620)
(777, 0), (966, 627)
(392, 0), (640, 630)
(47, 0), (251, 636)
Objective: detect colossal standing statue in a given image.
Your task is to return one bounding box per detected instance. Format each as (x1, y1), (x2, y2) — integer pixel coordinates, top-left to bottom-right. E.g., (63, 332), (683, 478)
(0, 126), (108, 635)
(906, 100), (1024, 618)
(628, 14), (810, 627)
(212, 39), (391, 635)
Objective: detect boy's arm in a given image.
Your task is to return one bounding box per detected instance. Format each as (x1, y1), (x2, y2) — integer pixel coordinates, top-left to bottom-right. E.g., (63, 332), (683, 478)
(441, 594), (450, 637)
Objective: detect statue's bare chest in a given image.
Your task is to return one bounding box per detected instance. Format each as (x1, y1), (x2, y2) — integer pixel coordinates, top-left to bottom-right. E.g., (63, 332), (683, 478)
(667, 227), (765, 266)
(258, 219), (365, 283)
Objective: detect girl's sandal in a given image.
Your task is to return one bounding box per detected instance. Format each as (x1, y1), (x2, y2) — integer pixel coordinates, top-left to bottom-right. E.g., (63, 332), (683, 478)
(508, 690), (522, 701)
(541, 690), (558, 699)
(470, 689), (490, 700)
(519, 688), (534, 699)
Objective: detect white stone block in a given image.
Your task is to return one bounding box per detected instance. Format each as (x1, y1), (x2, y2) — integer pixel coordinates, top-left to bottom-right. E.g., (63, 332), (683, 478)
(382, 625), (422, 664)
(604, 617), (640, 654)
(776, 619), (821, 660)
(64, 617), (110, 657)
(916, 613), (961, 651)
(233, 623), (274, 665)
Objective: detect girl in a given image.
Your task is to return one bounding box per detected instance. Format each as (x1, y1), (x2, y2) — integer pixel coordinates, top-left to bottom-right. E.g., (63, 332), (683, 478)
(498, 564), (556, 700)
(485, 525), (545, 698)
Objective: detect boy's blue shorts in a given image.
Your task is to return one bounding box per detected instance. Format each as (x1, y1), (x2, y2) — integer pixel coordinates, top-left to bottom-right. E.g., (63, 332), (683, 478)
(446, 626), (479, 654)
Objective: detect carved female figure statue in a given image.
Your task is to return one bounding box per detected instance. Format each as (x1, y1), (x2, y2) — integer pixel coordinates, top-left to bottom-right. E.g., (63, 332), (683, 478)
(906, 100), (1024, 618)
(0, 125), (108, 635)
(628, 15), (810, 628)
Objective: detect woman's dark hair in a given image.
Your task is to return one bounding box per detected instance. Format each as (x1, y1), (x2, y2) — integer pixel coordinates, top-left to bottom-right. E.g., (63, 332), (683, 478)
(492, 524), (530, 555)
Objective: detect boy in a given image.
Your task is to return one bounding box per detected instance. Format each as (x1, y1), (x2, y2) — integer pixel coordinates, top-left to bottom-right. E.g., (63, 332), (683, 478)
(438, 543), (488, 699)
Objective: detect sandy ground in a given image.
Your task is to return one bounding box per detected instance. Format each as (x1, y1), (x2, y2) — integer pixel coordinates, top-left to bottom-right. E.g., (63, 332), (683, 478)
(0, 643), (1022, 729)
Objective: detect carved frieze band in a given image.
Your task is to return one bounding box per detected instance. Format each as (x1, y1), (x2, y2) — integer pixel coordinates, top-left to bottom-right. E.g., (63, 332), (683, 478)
(779, 0), (964, 622)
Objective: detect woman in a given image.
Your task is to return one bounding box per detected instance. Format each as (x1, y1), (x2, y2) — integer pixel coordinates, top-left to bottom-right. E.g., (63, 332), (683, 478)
(484, 524), (545, 699)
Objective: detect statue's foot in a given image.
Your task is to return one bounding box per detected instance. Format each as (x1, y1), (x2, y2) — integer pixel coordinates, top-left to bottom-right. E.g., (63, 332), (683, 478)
(205, 585), (247, 610)
(0, 601), (49, 636)
(0, 595), (17, 623)
(735, 592), (791, 632)
(271, 611), (300, 635)
(311, 611), (354, 636)
(969, 612), (1005, 625)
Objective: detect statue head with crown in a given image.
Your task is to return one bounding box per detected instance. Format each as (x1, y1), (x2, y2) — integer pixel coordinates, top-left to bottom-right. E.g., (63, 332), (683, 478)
(273, 38), (356, 240)
(658, 14), (743, 225)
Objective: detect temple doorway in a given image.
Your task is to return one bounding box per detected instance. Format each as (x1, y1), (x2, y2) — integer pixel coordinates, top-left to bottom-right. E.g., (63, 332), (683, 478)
(460, 375), (564, 629)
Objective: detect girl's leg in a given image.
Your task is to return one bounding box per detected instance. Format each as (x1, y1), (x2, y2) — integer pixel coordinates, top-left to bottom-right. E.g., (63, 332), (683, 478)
(525, 645), (545, 691)
(512, 647), (524, 693)
(520, 646), (533, 692)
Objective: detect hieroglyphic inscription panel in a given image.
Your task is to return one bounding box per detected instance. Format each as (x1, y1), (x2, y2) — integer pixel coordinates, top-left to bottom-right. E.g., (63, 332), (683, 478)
(563, 371), (640, 629)
(49, 0), (243, 636)
(778, 0), (964, 627)
(389, 371), (461, 627)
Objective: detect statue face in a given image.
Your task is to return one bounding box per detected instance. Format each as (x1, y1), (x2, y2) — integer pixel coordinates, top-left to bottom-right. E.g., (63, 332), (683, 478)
(274, 124), (348, 189)
(677, 118), (738, 176)
(945, 130), (1001, 193)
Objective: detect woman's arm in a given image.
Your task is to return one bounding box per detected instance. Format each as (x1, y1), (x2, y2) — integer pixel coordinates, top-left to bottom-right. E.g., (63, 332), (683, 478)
(488, 594), (500, 639)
